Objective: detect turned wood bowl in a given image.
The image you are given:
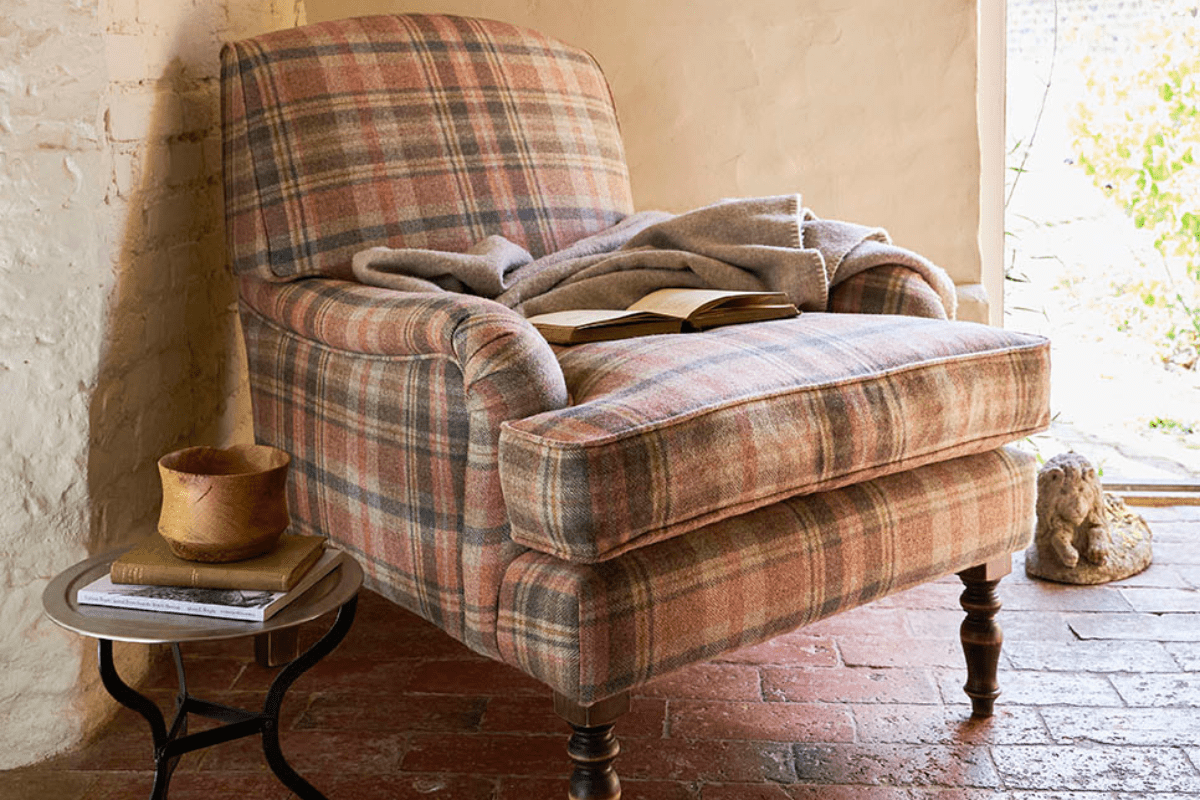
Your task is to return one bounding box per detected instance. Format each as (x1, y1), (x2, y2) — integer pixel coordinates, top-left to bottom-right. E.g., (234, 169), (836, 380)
(157, 444), (291, 563)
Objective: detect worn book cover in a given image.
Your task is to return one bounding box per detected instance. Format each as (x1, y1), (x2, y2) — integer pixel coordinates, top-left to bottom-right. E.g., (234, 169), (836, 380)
(111, 533), (325, 592)
(527, 288), (798, 345)
(78, 550), (345, 622)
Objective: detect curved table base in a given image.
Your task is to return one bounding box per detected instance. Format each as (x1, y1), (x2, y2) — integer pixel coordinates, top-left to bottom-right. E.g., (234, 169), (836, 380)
(97, 595), (358, 800)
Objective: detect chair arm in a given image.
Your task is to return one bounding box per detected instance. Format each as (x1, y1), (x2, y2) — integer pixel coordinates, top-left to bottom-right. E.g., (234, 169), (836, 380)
(828, 264), (950, 319)
(238, 275), (569, 415)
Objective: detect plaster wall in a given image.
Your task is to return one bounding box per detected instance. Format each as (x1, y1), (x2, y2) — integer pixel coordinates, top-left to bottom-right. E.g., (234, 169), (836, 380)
(0, 0), (304, 769)
(305, 0), (989, 303)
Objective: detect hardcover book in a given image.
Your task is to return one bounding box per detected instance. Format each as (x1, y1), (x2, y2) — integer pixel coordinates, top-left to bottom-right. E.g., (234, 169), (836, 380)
(526, 288), (799, 345)
(110, 533), (326, 592)
(77, 550), (346, 622)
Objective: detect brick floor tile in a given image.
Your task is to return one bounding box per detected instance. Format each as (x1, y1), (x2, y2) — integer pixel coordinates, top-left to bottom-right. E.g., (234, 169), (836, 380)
(713, 632), (839, 667)
(1166, 642), (1200, 670)
(313, 773), (498, 800)
(906, 609), (1078, 642)
(1100, 562), (1193, 589)
(667, 700), (854, 743)
(499, 776), (694, 800)
(401, 733), (565, 776)
(998, 611), (1090, 643)
(838, 636), (968, 669)
(1136, 520), (1200, 541)
(1109, 673), (1200, 706)
(1041, 706), (1200, 745)
(935, 670), (1123, 707)
(1152, 540), (1200, 564)
(619, 737), (795, 783)
(853, 703), (1050, 744)
(786, 785), (912, 799)
(870, 582), (964, 610)
(1004, 640), (1179, 672)
(762, 666), (939, 704)
(50, 709), (200, 772)
(85, 771), (293, 800)
(480, 695), (666, 739)
(792, 743), (1000, 788)
(296, 692), (486, 731)
(402, 659), (549, 695)
(1001, 583), (1132, 613)
(1008, 792), (1116, 800)
(1118, 587), (1200, 613)
(637, 663), (762, 701)
(992, 745), (1200, 792)
(144, 652), (246, 692)
(0, 769), (96, 800)
(1066, 612), (1200, 641)
(233, 653), (417, 692)
(911, 790), (1015, 800)
(801, 607), (911, 637)
(194, 729), (407, 775)
(701, 784), (793, 799)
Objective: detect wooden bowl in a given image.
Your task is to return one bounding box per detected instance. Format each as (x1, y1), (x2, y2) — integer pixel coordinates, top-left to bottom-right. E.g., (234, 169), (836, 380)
(157, 445), (291, 563)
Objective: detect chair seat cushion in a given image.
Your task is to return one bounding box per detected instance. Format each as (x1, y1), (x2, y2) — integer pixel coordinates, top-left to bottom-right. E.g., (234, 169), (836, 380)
(498, 313), (1050, 563)
(498, 446), (1037, 703)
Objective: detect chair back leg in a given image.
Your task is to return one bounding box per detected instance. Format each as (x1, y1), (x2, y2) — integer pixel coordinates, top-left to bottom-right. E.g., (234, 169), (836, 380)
(957, 554), (1011, 717)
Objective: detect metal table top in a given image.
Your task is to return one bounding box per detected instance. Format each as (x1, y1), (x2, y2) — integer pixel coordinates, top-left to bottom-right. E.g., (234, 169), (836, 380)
(42, 547), (363, 645)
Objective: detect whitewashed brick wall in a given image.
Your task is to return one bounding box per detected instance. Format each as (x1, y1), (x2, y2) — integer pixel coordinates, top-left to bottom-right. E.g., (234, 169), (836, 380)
(0, 0), (304, 769)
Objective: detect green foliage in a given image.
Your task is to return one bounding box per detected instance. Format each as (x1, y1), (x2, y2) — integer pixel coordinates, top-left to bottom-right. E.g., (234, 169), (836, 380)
(1148, 416), (1196, 435)
(1071, 21), (1200, 365)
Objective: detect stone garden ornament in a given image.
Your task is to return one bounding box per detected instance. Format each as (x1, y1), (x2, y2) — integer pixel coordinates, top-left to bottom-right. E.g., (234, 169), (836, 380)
(1026, 452), (1153, 584)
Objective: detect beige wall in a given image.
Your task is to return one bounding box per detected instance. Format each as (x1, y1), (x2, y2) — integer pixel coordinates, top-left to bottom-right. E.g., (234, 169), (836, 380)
(307, 0), (991, 305)
(0, 0), (304, 769)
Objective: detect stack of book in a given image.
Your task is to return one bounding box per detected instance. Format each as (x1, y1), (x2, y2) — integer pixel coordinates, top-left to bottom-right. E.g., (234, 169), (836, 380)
(77, 535), (343, 622)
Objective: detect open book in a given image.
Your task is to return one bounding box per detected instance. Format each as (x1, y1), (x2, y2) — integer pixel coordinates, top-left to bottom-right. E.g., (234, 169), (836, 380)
(527, 288), (799, 345)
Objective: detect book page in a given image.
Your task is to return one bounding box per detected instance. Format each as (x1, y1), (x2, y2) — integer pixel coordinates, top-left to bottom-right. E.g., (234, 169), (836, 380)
(627, 288), (789, 319)
(526, 309), (661, 329)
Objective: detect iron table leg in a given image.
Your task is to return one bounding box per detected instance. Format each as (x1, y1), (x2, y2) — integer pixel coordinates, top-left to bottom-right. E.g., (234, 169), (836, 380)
(94, 594), (358, 800)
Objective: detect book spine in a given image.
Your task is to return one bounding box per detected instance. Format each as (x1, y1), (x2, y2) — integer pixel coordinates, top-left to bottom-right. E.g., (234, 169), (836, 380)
(75, 590), (263, 622)
(109, 563), (290, 592)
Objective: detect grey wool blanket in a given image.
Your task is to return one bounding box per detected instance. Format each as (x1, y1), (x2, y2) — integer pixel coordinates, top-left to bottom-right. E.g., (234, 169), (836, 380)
(351, 194), (957, 319)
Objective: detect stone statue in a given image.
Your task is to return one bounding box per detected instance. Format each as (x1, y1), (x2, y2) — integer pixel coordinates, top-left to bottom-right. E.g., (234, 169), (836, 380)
(1025, 452), (1153, 584)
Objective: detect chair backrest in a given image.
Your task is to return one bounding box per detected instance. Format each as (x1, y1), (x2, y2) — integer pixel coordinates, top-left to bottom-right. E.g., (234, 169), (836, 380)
(221, 14), (634, 282)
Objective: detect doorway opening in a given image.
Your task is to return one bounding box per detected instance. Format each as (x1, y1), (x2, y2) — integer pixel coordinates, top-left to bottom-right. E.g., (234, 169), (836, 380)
(1003, 0), (1200, 482)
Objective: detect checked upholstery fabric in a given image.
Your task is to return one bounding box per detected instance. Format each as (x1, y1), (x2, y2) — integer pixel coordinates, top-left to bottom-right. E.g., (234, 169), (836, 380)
(225, 14), (1051, 707)
(222, 13), (633, 282)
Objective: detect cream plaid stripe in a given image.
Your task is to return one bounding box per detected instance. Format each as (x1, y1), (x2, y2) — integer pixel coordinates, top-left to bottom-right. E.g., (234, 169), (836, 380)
(238, 276), (567, 656)
(222, 14), (633, 282)
(497, 446), (1036, 703)
(499, 313), (1050, 563)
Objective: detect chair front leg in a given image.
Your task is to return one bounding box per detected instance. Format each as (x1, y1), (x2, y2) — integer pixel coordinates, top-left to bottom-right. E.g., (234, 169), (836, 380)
(957, 554), (1011, 718)
(553, 691), (630, 800)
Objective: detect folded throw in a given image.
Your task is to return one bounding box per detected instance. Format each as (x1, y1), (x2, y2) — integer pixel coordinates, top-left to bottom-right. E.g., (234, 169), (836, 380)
(352, 194), (957, 318)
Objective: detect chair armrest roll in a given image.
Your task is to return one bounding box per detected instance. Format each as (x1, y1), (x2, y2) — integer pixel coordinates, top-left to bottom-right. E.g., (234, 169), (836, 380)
(238, 276), (569, 413)
(828, 264), (950, 319)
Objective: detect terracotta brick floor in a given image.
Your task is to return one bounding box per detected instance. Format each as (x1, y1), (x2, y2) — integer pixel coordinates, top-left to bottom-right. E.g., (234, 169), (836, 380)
(4, 504), (1198, 799)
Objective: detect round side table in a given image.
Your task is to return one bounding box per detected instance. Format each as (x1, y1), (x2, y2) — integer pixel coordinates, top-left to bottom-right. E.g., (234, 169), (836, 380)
(43, 548), (363, 800)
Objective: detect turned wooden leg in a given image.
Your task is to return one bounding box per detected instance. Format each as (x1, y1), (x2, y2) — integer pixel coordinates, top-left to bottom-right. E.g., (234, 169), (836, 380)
(554, 691), (629, 800)
(957, 554), (1011, 718)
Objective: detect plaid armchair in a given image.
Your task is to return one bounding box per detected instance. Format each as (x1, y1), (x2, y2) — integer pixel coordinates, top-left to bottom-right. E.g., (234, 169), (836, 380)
(222, 15), (1050, 798)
